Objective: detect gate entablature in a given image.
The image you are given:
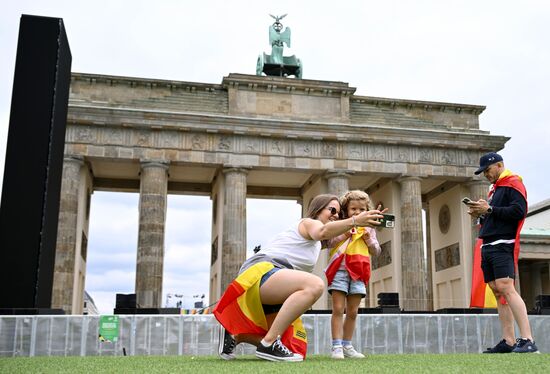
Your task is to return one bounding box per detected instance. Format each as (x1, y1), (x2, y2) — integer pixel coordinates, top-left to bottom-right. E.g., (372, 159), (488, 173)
(69, 73), (507, 167)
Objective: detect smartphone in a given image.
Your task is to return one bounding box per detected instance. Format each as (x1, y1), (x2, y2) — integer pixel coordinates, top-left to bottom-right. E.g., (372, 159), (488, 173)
(379, 214), (395, 228)
(462, 197), (475, 205)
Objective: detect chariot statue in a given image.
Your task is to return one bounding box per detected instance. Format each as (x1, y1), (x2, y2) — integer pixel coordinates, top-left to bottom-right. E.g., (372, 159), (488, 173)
(256, 14), (302, 79)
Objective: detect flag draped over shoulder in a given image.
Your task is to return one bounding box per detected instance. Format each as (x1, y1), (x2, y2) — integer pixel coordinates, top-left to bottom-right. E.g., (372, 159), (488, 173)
(470, 238), (499, 308)
(325, 227), (371, 286)
(470, 170), (527, 308)
(213, 261), (308, 357)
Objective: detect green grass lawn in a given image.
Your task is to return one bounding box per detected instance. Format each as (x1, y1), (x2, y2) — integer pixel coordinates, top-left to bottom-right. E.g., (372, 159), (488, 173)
(1, 354), (549, 373)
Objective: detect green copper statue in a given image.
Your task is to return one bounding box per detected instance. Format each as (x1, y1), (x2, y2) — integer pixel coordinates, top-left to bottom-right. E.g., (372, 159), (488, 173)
(256, 14), (302, 79)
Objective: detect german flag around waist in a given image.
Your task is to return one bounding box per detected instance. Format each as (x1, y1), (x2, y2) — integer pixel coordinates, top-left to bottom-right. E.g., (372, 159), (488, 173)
(213, 261), (308, 357)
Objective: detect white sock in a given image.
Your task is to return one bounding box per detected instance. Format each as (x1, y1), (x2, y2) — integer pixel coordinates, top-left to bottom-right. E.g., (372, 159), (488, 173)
(260, 339), (271, 347)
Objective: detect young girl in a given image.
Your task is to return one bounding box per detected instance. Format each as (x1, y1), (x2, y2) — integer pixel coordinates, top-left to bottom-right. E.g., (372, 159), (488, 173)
(325, 190), (382, 359)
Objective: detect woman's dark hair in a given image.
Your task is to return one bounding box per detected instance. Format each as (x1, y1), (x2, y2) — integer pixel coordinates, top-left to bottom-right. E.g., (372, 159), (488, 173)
(305, 194), (339, 219)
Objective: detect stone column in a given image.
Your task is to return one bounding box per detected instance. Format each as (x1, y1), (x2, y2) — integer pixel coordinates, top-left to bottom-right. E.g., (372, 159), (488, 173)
(399, 176), (428, 311)
(325, 170), (353, 197)
(423, 201), (434, 311)
(135, 161), (169, 308)
(220, 167), (248, 292)
(52, 156), (84, 313)
(324, 170), (352, 306)
(467, 180), (490, 256)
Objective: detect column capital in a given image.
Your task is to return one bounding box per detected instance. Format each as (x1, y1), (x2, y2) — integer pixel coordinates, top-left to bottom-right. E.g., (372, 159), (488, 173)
(63, 155), (85, 166)
(140, 160), (170, 171)
(324, 169), (354, 180)
(464, 178), (490, 188)
(397, 175), (423, 184)
(222, 166), (250, 175)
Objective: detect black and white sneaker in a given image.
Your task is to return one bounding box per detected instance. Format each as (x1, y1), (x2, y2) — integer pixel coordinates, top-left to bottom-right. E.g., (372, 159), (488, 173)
(512, 338), (540, 354)
(482, 339), (515, 353)
(218, 326), (236, 360)
(255, 336), (303, 362)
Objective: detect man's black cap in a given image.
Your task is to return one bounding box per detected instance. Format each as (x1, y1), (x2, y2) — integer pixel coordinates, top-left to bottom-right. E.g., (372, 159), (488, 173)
(474, 152), (503, 175)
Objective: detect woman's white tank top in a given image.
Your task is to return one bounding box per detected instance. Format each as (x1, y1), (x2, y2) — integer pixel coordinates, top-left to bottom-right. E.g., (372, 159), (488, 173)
(260, 219), (321, 273)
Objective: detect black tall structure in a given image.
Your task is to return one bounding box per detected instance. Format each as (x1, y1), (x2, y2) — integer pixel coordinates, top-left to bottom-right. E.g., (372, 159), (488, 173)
(0, 15), (71, 310)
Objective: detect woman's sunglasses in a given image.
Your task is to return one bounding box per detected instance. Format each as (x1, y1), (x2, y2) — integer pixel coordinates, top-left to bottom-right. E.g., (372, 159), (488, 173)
(325, 207), (339, 215)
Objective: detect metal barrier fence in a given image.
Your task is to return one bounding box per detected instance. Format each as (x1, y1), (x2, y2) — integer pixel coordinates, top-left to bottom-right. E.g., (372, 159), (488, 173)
(1, 314), (548, 357)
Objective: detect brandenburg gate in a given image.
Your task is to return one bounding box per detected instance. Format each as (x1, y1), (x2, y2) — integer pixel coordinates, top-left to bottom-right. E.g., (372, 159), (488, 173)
(53, 72), (507, 314)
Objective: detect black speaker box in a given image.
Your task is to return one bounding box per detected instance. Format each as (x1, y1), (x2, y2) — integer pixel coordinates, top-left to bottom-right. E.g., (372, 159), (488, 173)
(115, 293), (136, 309)
(114, 308), (181, 315)
(0, 15), (71, 309)
(0, 308), (65, 315)
(377, 292), (399, 307)
(304, 309), (332, 314)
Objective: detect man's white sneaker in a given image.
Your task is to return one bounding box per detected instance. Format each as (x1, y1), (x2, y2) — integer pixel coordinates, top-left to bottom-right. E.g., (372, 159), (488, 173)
(343, 345), (365, 358)
(331, 345), (344, 359)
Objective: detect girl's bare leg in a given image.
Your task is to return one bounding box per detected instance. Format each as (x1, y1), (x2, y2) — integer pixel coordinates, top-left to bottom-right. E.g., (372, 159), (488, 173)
(330, 291), (347, 341)
(343, 294), (362, 341)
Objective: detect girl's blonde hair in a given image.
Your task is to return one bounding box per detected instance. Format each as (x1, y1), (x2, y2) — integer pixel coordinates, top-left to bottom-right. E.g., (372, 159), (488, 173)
(339, 190), (372, 218)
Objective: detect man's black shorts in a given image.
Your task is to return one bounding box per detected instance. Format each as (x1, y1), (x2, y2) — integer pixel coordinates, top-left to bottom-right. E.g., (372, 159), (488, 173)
(481, 242), (515, 283)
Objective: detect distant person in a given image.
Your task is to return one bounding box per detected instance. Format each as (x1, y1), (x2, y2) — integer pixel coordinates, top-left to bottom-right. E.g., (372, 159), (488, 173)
(213, 194), (384, 362)
(325, 190), (382, 359)
(467, 152), (538, 353)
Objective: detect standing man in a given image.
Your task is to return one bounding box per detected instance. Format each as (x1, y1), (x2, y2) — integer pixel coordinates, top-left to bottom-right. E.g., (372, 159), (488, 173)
(467, 152), (539, 353)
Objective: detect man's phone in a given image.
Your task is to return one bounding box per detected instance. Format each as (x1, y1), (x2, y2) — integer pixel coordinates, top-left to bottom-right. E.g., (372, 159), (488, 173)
(462, 197), (475, 205)
(379, 214), (395, 228)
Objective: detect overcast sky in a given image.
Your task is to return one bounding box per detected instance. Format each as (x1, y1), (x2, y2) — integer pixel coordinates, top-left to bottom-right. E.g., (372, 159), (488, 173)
(1, 1), (549, 314)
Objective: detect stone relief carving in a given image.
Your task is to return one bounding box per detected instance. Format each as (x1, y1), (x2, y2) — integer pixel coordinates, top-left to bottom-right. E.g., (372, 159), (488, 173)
(371, 241), (392, 270)
(271, 140), (283, 154)
(192, 134), (204, 150)
(322, 142), (336, 157)
(294, 141), (312, 156)
(105, 128), (123, 144)
(348, 144), (362, 159)
(136, 131), (150, 146)
(370, 146), (385, 160)
(398, 147), (409, 162)
(69, 122), (479, 182)
(76, 127), (94, 142)
(276, 100), (291, 113)
(435, 243), (460, 271)
(163, 132), (179, 148)
(438, 204), (451, 234)
(419, 148), (432, 163)
(463, 151), (475, 165)
(245, 138), (259, 152)
(218, 136), (231, 151)
(441, 150), (453, 164)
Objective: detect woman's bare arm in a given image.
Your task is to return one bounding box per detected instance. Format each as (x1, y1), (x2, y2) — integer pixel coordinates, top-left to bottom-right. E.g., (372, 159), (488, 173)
(300, 210), (384, 241)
